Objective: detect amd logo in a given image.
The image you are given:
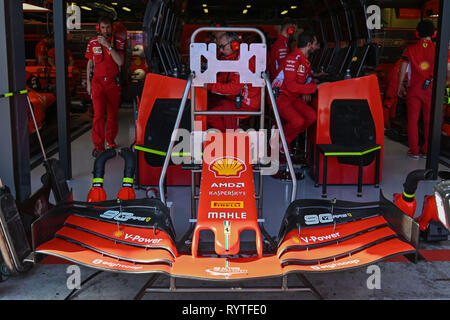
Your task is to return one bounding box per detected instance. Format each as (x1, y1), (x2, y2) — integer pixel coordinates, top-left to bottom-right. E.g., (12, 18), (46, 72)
(211, 182), (245, 188)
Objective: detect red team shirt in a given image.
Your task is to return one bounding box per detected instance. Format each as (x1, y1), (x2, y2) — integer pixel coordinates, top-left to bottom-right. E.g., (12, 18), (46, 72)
(35, 39), (48, 65)
(85, 36), (125, 79)
(273, 47), (317, 97)
(401, 39), (435, 92)
(268, 35), (290, 82)
(208, 52), (261, 110)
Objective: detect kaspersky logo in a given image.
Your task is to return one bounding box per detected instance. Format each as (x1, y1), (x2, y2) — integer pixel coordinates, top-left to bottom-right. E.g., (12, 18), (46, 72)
(209, 157), (247, 178)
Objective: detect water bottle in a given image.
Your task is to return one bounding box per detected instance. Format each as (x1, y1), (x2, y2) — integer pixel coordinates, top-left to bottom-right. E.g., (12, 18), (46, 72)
(235, 96), (241, 109)
(344, 69), (352, 80)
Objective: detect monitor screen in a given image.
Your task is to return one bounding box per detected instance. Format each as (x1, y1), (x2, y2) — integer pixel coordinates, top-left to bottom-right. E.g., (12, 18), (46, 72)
(338, 10), (350, 41)
(154, 3), (165, 38)
(351, 4), (368, 40)
(324, 14), (336, 42)
(349, 45), (368, 76)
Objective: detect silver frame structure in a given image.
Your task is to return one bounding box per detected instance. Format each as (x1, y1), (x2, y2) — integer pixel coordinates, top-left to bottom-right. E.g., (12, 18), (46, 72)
(134, 273), (323, 300)
(158, 27), (297, 207)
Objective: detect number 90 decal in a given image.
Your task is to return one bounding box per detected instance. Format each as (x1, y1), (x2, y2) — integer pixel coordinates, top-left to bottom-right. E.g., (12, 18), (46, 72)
(304, 213), (334, 225)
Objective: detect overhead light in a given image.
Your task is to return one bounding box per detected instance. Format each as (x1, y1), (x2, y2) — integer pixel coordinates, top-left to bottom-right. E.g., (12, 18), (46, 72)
(122, 7), (131, 12)
(290, 5), (297, 9)
(430, 14), (439, 18)
(246, 5), (251, 8)
(203, 4), (207, 7)
(81, 6), (92, 11)
(243, 9), (248, 14)
(281, 10), (288, 15)
(23, 3), (51, 12)
(111, 2), (118, 5)
(204, 8), (209, 13)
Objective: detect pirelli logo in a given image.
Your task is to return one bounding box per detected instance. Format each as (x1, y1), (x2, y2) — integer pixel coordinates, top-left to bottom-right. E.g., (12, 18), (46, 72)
(211, 201), (244, 209)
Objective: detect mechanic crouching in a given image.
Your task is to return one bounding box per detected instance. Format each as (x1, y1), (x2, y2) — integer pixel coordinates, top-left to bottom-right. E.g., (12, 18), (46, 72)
(207, 32), (261, 132)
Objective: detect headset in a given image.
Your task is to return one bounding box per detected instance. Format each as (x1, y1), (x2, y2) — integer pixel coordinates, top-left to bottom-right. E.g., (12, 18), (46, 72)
(287, 25), (295, 35)
(416, 30), (437, 39)
(230, 40), (240, 52)
(226, 32), (241, 52)
(415, 20), (437, 39)
(93, 18), (118, 72)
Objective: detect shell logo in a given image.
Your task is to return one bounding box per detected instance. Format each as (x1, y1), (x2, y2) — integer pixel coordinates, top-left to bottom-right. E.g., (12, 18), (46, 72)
(292, 236), (300, 243)
(114, 231), (124, 237)
(420, 61), (430, 70)
(209, 157), (247, 178)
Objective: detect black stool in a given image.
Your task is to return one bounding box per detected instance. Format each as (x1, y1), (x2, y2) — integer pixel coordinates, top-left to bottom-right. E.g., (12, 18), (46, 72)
(315, 144), (381, 198)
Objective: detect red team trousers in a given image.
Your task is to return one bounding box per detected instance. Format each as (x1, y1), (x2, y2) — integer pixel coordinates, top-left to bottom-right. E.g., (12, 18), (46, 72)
(401, 39), (435, 155)
(91, 77), (121, 150)
(276, 95), (317, 145)
(406, 89), (431, 155)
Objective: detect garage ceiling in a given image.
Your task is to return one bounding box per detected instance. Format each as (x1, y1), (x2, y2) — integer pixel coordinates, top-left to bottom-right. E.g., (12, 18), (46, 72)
(22, 0), (432, 25)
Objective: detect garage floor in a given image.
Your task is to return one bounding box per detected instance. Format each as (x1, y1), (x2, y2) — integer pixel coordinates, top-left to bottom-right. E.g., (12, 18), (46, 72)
(2, 107), (450, 301)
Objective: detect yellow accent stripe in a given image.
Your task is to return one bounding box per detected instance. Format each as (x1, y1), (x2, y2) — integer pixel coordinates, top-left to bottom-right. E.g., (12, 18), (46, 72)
(134, 145), (193, 157)
(403, 192), (415, 199)
(123, 177), (134, 183)
(135, 145), (166, 156)
(324, 146), (381, 156)
(1, 90), (28, 98)
(92, 178), (104, 183)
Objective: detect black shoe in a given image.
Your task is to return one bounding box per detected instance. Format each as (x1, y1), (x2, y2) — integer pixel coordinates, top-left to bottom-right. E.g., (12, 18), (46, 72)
(92, 148), (102, 158)
(271, 168), (304, 181)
